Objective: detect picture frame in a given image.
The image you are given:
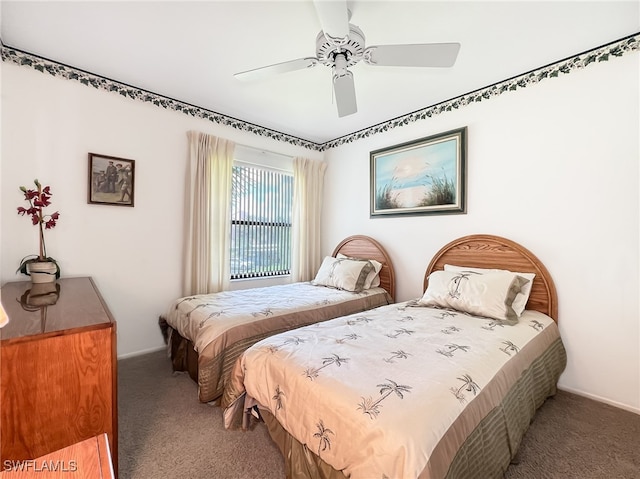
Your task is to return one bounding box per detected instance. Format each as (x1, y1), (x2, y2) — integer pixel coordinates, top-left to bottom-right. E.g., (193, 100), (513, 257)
(88, 153), (135, 207)
(370, 127), (467, 217)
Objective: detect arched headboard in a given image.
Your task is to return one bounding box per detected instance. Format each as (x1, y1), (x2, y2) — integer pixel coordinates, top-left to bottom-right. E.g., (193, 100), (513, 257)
(332, 235), (396, 302)
(424, 234), (558, 321)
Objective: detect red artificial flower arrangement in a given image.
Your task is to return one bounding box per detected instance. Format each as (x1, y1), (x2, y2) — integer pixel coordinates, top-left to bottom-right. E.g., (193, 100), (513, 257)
(17, 179), (61, 278)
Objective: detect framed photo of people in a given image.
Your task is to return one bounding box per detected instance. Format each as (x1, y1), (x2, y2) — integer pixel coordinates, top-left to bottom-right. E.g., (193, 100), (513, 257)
(88, 153), (135, 207)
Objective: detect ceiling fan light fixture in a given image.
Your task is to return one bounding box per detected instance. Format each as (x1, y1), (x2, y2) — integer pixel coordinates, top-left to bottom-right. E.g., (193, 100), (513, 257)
(233, 0), (460, 118)
(315, 26), (365, 68)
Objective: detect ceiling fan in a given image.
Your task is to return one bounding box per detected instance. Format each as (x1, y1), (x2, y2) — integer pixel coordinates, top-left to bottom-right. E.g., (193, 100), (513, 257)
(234, 0), (460, 118)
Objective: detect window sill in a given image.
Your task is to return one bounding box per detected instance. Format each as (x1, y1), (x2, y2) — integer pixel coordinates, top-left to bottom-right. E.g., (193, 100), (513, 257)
(228, 275), (292, 291)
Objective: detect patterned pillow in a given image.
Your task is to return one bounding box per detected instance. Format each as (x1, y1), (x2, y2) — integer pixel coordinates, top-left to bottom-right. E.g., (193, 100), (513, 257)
(336, 253), (382, 289)
(312, 256), (374, 293)
(444, 264), (535, 317)
(419, 270), (530, 324)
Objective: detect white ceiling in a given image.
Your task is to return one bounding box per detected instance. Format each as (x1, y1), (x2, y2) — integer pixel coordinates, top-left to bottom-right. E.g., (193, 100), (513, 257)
(1, 1), (638, 144)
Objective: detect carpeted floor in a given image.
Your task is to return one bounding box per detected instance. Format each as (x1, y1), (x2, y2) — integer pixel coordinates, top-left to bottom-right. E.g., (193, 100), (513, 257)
(118, 350), (640, 479)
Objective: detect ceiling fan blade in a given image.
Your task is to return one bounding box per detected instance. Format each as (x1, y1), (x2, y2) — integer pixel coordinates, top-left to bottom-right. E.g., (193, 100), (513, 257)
(333, 71), (357, 117)
(234, 57), (318, 82)
(365, 43), (461, 68)
(313, 0), (349, 41)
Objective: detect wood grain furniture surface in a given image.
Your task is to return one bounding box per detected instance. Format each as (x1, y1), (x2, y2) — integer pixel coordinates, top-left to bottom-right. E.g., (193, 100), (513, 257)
(331, 234), (396, 301)
(0, 277), (118, 475)
(0, 433), (114, 478)
(424, 234), (558, 320)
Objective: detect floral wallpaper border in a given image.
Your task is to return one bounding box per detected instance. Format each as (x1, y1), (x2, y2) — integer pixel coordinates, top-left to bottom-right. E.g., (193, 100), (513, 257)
(323, 34), (639, 151)
(2, 33), (638, 152)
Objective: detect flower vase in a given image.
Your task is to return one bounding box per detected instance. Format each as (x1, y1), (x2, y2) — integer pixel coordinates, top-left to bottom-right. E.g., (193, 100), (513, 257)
(27, 261), (58, 284)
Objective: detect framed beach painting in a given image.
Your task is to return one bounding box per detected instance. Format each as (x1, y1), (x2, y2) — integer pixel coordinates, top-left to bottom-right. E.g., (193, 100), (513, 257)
(370, 127), (467, 217)
(88, 153), (135, 207)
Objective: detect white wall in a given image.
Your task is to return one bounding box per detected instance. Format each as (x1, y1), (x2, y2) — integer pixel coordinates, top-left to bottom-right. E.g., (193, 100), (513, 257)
(1, 51), (638, 413)
(323, 52), (640, 413)
(0, 62), (321, 357)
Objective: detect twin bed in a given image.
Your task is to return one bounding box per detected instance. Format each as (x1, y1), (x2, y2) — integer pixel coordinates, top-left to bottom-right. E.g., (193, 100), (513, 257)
(162, 235), (396, 404)
(221, 234), (567, 479)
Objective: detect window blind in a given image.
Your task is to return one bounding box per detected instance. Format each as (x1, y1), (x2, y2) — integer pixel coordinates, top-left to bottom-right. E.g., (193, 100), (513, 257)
(230, 165), (293, 279)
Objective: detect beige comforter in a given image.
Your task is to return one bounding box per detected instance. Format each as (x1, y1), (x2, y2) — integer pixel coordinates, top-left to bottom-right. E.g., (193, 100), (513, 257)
(225, 301), (565, 478)
(164, 282), (392, 403)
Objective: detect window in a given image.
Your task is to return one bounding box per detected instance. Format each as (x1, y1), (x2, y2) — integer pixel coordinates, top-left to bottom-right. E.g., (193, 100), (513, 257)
(230, 163), (293, 279)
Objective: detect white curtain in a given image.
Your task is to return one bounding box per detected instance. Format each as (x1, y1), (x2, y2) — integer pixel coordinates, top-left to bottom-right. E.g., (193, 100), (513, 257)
(183, 131), (235, 296)
(291, 157), (328, 282)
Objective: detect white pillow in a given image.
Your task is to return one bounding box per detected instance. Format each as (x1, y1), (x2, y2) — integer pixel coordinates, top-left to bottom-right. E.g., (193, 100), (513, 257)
(312, 256), (374, 293)
(444, 264), (535, 317)
(419, 270), (530, 324)
(336, 253), (382, 290)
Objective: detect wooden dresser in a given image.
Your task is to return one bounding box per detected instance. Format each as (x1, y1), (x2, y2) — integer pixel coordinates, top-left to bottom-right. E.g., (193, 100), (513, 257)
(0, 277), (117, 475)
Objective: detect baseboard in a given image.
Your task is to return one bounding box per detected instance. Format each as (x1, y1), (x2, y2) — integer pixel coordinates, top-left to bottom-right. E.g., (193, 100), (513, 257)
(558, 385), (640, 415)
(117, 345), (166, 360)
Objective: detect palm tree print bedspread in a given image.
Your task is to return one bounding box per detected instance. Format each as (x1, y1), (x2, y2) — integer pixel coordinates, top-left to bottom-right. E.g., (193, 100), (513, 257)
(237, 301), (562, 479)
(164, 282), (389, 353)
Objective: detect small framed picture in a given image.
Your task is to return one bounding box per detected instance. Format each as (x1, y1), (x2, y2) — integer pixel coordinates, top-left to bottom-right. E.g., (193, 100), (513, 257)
(88, 153), (135, 207)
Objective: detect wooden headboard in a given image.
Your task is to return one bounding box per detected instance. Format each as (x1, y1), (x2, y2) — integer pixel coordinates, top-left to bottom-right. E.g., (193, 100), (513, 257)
(424, 234), (558, 321)
(332, 235), (396, 302)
